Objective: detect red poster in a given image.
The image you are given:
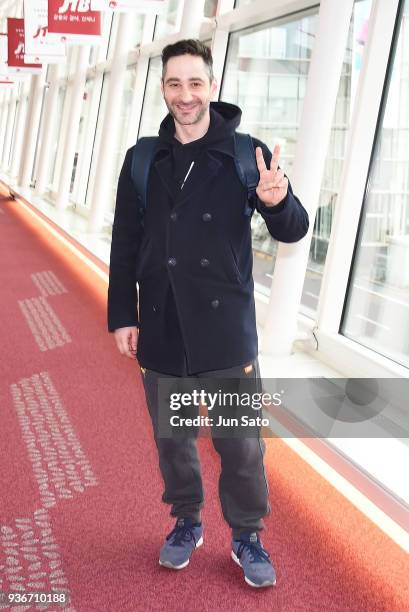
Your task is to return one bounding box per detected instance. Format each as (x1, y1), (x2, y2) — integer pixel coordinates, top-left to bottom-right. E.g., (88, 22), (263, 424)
(7, 18), (42, 71)
(48, 0), (101, 39)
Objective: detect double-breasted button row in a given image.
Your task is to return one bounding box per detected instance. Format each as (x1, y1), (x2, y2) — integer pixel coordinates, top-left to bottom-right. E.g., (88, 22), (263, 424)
(169, 212), (212, 222)
(168, 257), (212, 268)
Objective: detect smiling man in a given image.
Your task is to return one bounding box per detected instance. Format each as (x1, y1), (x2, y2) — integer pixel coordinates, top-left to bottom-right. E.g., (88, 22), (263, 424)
(108, 39), (309, 588)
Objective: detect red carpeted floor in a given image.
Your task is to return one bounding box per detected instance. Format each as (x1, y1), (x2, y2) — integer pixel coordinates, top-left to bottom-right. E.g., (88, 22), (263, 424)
(1, 190), (408, 612)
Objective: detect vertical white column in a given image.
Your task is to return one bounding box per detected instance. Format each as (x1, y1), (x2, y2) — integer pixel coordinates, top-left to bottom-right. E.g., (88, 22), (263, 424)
(211, 0), (234, 97)
(0, 90), (11, 166)
(261, 0), (354, 357)
(9, 79), (29, 179)
(55, 45), (90, 211)
(18, 70), (46, 187)
(35, 64), (61, 194)
(179, 0), (206, 37)
(125, 13), (156, 148)
(1, 89), (16, 169)
(87, 15), (134, 232)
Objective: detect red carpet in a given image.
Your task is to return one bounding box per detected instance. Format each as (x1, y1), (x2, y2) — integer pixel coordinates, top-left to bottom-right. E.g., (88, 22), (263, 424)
(1, 189), (408, 611)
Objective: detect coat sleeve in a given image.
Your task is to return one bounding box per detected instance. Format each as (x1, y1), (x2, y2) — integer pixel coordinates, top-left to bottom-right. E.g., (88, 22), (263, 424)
(251, 137), (309, 243)
(107, 146), (143, 333)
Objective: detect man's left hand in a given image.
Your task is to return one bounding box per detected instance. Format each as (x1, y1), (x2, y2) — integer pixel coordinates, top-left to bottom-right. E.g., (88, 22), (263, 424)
(255, 144), (288, 207)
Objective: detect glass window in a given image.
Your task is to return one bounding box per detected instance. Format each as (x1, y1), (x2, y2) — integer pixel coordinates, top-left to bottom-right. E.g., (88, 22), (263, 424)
(221, 9), (318, 292)
(85, 74), (110, 208)
(71, 74), (104, 206)
(138, 56), (167, 137)
(3, 94), (17, 169)
(85, 10), (114, 65)
(83, 66), (137, 214)
(31, 85), (48, 185)
(70, 79), (96, 196)
(221, 1), (372, 307)
(153, 0), (184, 40)
(108, 66), (138, 213)
(70, 75), (104, 205)
(48, 84), (67, 189)
(342, 0), (409, 369)
(107, 13), (144, 60)
(301, 0), (373, 316)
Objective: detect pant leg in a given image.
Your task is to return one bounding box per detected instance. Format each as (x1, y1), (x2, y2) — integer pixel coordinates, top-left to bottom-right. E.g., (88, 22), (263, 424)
(141, 367), (204, 523)
(198, 358), (271, 536)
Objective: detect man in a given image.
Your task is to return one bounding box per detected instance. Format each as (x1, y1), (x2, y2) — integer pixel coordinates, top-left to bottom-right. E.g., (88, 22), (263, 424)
(108, 39), (309, 588)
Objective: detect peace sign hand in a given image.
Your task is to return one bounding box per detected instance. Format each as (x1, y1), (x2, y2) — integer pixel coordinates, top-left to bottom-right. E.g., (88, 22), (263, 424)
(255, 144), (288, 207)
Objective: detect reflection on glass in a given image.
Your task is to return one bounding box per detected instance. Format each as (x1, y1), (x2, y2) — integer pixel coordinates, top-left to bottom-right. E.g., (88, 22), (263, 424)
(342, 0), (409, 369)
(301, 0), (372, 316)
(221, 11), (318, 293)
(221, 2), (371, 313)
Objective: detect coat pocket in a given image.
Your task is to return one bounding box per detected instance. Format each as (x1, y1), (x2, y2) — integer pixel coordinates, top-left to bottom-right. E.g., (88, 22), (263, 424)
(227, 241), (243, 285)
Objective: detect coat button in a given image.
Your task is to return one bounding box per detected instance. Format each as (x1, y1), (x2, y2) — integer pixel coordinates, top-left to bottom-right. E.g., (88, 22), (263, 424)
(202, 213), (212, 222)
(200, 258), (210, 267)
(211, 299), (220, 309)
(152, 305), (158, 313)
(167, 257), (177, 267)
(170, 212), (177, 221)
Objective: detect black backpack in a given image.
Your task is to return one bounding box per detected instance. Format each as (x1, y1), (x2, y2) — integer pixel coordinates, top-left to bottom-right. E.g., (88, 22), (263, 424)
(130, 132), (259, 222)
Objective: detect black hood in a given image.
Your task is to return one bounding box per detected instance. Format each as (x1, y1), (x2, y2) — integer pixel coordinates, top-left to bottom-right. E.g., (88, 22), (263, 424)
(157, 101), (242, 150)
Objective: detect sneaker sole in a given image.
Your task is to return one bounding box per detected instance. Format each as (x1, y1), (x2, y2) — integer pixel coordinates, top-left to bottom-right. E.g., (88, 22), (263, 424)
(231, 550), (277, 588)
(159, 536), (203, 570)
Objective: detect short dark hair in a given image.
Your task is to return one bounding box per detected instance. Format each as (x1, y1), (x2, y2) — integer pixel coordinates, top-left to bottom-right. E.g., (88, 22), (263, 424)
(161, 39), (214, 82)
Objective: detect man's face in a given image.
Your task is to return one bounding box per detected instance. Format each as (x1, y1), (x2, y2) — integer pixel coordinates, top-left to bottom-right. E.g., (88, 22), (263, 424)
(161, 54), (217, 126)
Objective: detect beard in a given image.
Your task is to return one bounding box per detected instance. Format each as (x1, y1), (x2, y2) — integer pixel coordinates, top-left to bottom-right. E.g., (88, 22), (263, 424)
(164, 97), (210, 126)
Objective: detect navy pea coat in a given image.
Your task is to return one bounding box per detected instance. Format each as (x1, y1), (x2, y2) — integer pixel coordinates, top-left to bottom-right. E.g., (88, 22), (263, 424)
(107, 102), (309, 375)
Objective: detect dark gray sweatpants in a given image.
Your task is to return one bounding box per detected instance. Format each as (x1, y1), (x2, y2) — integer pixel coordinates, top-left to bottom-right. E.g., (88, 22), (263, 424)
(140, 358), (271, 538)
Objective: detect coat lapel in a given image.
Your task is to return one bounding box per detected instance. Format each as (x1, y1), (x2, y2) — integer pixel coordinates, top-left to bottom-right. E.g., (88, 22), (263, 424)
(154, 150), (222, 209)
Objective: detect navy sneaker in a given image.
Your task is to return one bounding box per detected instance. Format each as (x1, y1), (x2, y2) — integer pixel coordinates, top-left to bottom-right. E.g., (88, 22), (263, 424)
(231, 531), (277, 587)
(159, 517), (203, 570)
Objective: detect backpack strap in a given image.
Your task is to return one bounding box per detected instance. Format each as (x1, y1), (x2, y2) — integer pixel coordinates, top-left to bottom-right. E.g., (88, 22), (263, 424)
(131, 136), (159, 220)
(234, 133), (260, 216)
(130, 133), (259, 219)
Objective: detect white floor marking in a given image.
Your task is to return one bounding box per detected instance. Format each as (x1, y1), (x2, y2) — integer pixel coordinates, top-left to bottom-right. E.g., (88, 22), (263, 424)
(10, 371), (98, 509)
